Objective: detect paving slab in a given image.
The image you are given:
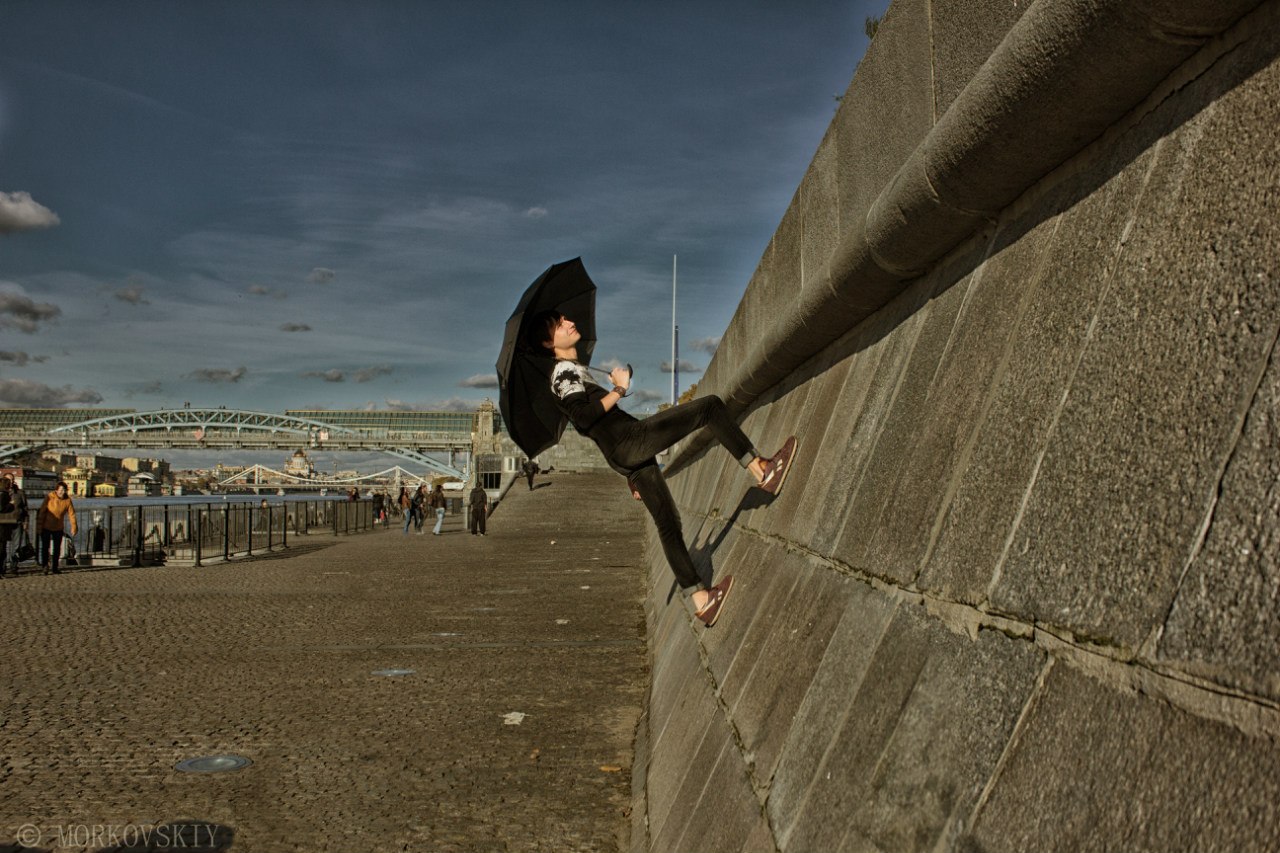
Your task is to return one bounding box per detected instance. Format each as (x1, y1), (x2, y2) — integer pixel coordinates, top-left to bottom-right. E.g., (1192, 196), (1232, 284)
(0, 472), (647, 853)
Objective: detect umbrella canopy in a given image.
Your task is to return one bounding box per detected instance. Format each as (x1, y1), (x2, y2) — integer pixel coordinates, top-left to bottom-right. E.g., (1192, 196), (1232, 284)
(496, 258), (599, 458)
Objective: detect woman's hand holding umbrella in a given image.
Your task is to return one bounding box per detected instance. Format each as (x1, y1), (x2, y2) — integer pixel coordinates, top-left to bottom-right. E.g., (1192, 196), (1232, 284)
(582, 363), (633, 396)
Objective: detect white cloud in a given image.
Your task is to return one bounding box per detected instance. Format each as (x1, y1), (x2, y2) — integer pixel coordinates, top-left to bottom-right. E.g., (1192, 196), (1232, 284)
(307, 267), (336, 284)
(124, 380), (165, 397)
(0, 191), (60, 233)
(629, 389), (666, 404)
(303, 369), (346, 382)
(0, 350), (50, 366)
(351, 365), (393, 383)
(0, 284), (61, 332)
(524, 206), (548, 218)
(385, 396), (484, 412)
(248, 283), (288, 300)
(0, 378), (102, 407)
(660, 359), (703, 374)
(688, 336), (721, 354)
(458, 373), (499, 388)
(187, 366), (248, 383)
(115, 284), (149, 304)
(300, 365), (390, 383)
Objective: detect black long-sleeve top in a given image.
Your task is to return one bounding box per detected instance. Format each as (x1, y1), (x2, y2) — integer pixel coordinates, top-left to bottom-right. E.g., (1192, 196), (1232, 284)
(551, 360), (638, 471)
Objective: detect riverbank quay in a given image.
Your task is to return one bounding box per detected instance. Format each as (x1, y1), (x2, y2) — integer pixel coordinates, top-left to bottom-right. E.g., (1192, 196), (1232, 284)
(0, 471), (649, 852)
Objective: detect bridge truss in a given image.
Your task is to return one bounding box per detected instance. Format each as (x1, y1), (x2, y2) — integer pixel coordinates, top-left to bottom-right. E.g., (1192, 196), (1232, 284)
(0, 408), (469, 478)
(218, 464), (441, 491)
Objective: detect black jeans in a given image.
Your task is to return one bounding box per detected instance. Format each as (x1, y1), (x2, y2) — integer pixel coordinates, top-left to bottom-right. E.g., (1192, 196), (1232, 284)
(615, 396), (758, 591)
(39, 529), (65, 572)
(0, 524), (17, 573)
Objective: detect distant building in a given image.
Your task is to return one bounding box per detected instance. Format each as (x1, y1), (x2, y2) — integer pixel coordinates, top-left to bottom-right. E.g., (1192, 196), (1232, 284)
(122, 457), (169, 478)
(285, 449), (315, 478)
(127, 472), (162, 497)
(94, 483), (124, 498)
(77, 455), (124, 475)
(42, 451), (77, 467)
(0, 467), (58, 501)
(62, 467), (97, 497)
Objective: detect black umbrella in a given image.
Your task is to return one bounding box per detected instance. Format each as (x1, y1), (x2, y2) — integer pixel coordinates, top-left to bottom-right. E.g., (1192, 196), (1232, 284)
(496, 257), (601, 458)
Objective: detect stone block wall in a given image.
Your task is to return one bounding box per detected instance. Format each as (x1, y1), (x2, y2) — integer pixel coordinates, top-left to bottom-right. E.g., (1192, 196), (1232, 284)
(633, 1), (1280, 850)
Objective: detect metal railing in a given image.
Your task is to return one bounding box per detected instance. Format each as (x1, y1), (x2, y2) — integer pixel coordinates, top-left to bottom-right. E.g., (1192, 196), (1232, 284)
(8, 499), (377, 569)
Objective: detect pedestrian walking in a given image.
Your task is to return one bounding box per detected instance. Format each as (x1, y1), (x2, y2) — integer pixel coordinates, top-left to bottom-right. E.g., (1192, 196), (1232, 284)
(398, 487), (413, 534)
(522, 459), (540, 491)
(36, 481), (78, 575)
(413, 485), (429, 534)
(530, 311), (796, 627)
(372, 491), (385, 526)
(430, 484), (447, 536)
(469, 482), (488, 536)
(0, 476), (30, 577)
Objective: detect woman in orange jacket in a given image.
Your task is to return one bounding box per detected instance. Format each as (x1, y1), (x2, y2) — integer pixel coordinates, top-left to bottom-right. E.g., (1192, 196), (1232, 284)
(37, 480), (77, 575)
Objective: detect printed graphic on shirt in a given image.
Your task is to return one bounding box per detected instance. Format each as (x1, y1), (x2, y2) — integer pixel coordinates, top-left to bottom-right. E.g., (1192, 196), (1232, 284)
(551, 361), (588, 399)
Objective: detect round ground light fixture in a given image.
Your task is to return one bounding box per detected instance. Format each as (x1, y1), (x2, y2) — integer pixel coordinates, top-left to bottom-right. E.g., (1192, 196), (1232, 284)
(175, 754), (252, 773)
(372, 668), (416, 677)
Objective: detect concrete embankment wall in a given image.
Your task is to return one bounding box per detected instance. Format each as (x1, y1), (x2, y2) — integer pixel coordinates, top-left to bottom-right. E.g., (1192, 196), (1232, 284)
(633, 1), (1280, 850)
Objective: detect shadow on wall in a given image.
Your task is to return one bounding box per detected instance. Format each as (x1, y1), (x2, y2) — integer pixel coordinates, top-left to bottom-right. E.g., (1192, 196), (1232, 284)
(662, 487), (775, 604)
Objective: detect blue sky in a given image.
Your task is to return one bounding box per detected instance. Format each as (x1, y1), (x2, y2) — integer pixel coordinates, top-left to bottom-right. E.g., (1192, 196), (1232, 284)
(1, 1), (880, 422)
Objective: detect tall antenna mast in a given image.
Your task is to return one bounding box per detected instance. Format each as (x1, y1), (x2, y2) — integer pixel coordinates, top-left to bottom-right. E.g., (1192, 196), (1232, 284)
(671, 255), (678, 405)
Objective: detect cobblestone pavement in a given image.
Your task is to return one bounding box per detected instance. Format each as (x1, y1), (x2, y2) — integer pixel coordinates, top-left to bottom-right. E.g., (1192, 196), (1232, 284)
(0, 472), (650, 853)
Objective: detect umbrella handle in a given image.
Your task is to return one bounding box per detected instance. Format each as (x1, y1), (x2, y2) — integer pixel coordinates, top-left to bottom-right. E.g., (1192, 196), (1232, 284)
(583, 363), (634, 397)
(584, 363), (633, 381)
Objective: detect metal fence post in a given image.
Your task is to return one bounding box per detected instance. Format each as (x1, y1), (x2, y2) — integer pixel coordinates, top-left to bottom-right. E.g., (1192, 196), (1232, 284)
(223, 504), (230, 562)
(194, 510), (202, 567)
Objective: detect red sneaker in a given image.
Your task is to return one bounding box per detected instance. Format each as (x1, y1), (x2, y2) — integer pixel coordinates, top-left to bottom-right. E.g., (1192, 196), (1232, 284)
(695, 575), (734, 627)
(757, 436), (797, 497)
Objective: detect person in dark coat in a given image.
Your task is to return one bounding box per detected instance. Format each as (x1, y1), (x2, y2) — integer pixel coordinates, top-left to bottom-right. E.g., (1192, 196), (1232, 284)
(0, 476), (29, 577)
(469, 483), (489, 536)
(521, 459), (540, 491)
(412, 485), (428, 534)
(530, 311), (797, 627)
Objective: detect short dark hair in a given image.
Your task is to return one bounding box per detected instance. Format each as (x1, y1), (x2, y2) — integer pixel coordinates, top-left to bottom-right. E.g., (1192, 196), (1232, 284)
(524, 310), (563, 352)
